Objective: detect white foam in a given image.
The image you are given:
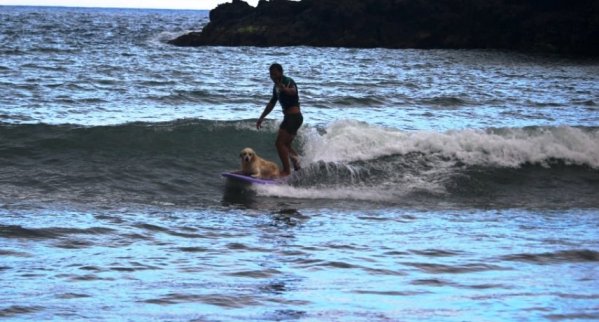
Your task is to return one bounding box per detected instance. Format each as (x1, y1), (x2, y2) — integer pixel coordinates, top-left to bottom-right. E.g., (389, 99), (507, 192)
(255, 184), (401, 202)
(254, 172), (449, 202)
(150, 30), (200, 45)
(301, 120), (599, 168)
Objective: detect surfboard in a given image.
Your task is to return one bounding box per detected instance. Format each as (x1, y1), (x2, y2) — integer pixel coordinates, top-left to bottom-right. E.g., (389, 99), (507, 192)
(221, 172), (286, 185)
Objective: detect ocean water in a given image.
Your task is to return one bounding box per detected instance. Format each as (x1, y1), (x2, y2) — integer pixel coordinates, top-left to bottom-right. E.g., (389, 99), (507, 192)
(1, 6), (599, 321)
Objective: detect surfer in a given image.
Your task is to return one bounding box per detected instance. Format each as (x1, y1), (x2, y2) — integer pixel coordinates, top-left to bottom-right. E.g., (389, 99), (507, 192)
(256, 63), (303, 177)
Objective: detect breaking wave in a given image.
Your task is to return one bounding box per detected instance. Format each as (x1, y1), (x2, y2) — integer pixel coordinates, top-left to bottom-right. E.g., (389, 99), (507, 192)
(1, 120), (598, 208)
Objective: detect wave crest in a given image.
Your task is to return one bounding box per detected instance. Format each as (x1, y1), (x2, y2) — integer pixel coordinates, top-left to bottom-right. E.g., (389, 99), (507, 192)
(303, 120), (599, 168)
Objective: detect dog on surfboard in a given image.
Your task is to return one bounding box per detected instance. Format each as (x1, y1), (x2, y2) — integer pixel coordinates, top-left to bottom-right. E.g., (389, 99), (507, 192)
(239, 147), (280, 179)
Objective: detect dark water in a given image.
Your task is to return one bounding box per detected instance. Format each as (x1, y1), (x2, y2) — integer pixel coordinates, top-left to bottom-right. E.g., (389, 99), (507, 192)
(1, 6), (598, 321)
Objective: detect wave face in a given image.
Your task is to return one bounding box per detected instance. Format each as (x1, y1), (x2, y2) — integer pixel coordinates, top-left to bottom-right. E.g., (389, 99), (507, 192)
(0, 119), (268, 207)
(1, 120), (597, 209)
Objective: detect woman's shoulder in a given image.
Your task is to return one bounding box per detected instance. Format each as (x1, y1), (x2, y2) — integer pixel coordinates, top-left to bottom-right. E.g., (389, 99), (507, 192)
(283, 76), (296, 85)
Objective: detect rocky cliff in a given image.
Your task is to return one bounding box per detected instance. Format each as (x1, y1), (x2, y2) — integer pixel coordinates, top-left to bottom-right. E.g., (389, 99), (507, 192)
(169, 0), (599, 56)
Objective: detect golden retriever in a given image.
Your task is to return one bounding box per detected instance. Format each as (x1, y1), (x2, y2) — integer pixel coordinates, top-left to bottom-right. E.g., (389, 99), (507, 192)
(239, 147), (280, 179)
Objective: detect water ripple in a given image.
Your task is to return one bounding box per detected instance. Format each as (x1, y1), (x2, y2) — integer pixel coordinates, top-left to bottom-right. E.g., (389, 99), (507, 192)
(501, 249), (599, 264)
(0, 306), (45, 318)
(404, 262), (507, 274)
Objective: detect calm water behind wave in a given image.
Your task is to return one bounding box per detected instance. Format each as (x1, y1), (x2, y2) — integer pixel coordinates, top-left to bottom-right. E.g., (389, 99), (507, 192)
(1, 6), (599, 321)
(1, 7), (598, 128)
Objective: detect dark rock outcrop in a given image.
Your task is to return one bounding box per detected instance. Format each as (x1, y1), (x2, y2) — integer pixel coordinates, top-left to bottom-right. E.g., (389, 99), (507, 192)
(169, 0), (599, 56)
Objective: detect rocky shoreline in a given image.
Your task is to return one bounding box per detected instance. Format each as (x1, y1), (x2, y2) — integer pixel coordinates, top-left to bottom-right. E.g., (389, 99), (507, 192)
(169, 0), (598, 56)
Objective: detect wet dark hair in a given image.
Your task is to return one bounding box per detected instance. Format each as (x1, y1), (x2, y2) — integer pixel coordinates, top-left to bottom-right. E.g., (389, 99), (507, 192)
(269, 63), (283, 73)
